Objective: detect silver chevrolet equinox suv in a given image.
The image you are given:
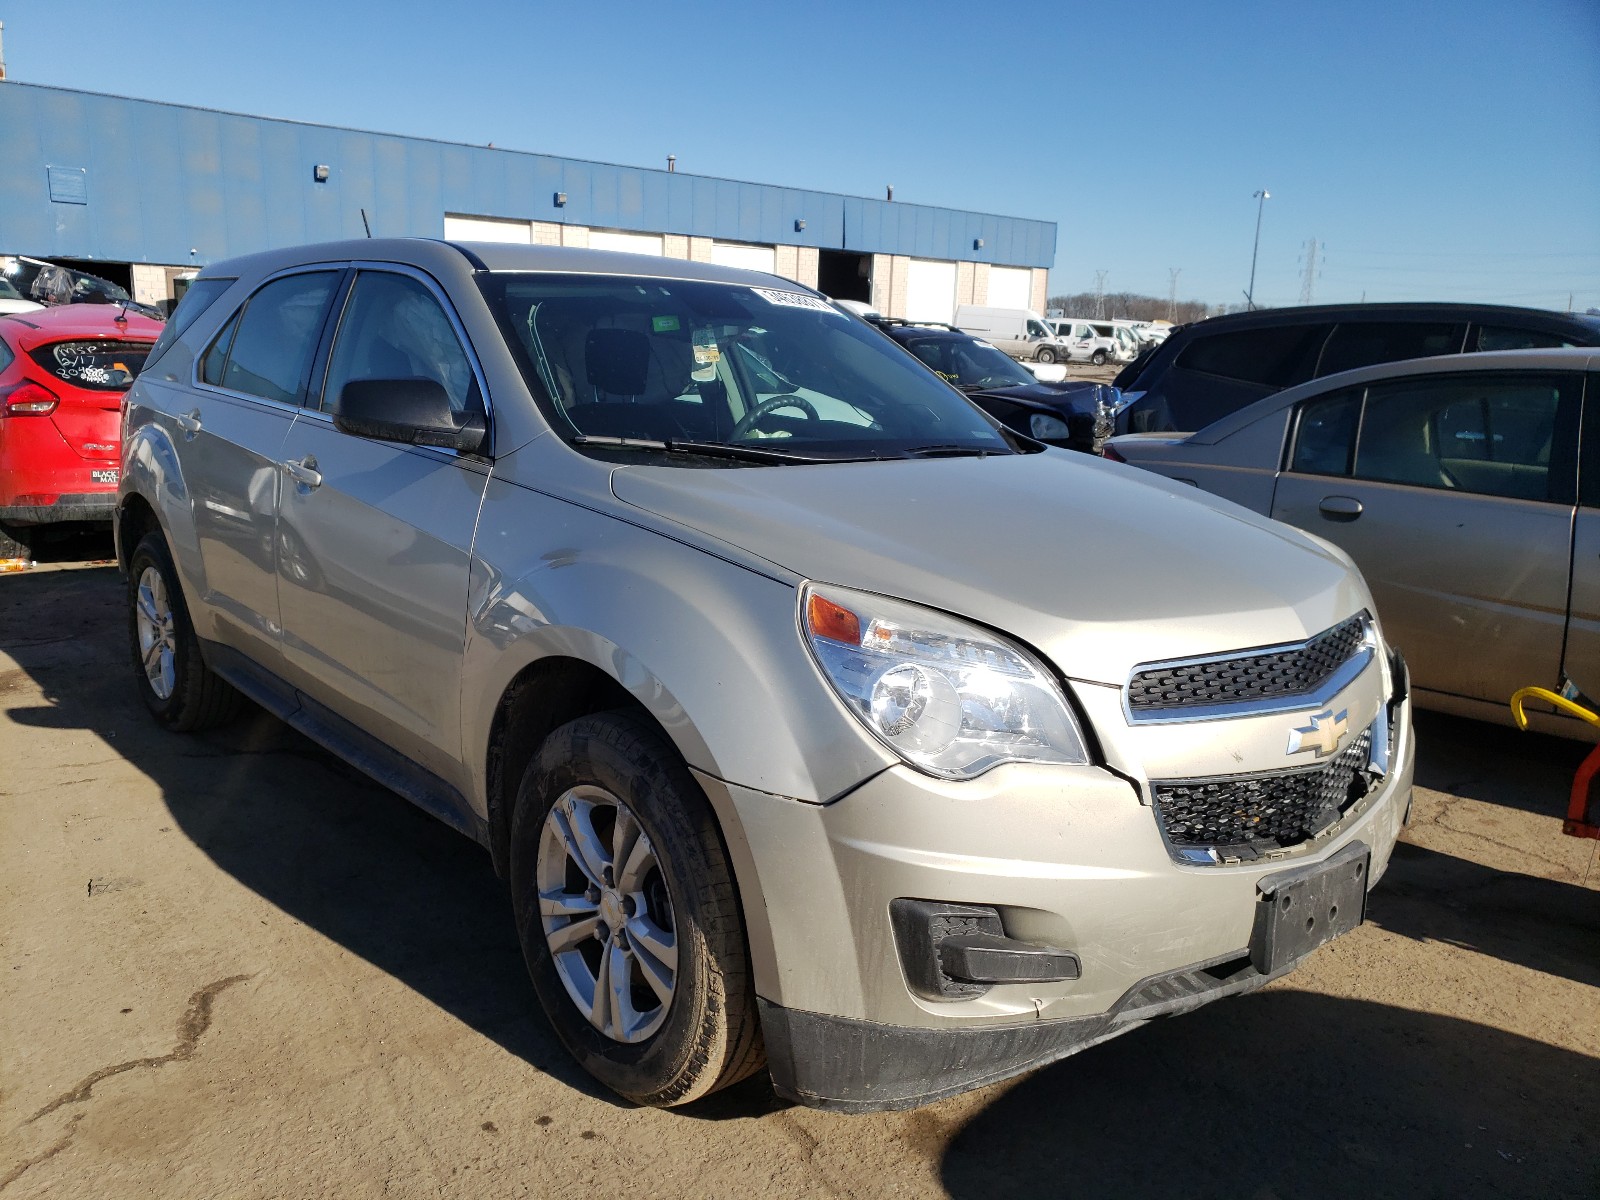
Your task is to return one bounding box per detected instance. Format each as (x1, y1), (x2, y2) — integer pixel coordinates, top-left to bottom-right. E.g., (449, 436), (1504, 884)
(117, 240), (1414, 1112)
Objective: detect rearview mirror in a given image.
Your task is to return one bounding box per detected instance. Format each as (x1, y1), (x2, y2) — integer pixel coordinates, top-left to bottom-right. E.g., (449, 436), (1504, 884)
(334, 379), (488, 455)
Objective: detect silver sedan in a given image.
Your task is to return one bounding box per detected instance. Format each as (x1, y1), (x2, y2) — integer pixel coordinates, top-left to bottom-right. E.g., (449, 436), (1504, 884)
(1105, 347), (1599, 739)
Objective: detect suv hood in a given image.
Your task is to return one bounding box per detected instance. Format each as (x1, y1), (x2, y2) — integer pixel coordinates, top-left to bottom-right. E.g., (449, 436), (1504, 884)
(610, 453), (1369, 686)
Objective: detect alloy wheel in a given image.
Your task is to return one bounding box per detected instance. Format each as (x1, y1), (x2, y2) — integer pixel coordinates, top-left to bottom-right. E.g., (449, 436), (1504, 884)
(135, 566), (177, 700)
(537, 785), (678, 1043)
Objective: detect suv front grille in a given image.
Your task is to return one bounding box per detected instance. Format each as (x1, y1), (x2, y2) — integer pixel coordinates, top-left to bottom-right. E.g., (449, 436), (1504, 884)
(1128, 614), (1368, 715)
(1152, 722), (1375, 859)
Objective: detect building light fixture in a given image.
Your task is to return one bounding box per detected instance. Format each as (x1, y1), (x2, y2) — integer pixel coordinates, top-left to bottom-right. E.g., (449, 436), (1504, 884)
(313, 164), (331, 183)
(554, 191), (567, 207)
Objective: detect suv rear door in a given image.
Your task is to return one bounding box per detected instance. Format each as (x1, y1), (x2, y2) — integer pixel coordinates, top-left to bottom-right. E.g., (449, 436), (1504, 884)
(273, 266), (490, 782)
(187, 268), (344, 665)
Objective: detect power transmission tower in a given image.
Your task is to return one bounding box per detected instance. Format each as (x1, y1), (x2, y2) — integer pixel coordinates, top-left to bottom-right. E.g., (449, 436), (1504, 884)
(1168, 268), (1182, 321)
(1298, 238), (1321, 306)
(1093, 271), (1108, 319)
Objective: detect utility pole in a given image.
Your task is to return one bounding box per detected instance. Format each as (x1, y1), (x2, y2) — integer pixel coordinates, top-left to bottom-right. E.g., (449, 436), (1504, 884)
(1093, 270), (1108, 319)
(1167, 268), (1182, 321)
(1298, 238), (1321, 306)
(1246, 189), (1270, 310)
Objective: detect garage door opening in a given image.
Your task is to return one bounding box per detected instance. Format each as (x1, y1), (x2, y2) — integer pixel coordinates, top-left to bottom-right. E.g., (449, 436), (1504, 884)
(817, 251), (872, 303)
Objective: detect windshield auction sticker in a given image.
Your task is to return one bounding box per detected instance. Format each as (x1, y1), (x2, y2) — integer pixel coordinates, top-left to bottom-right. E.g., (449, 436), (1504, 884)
(751, 287), (839, 315)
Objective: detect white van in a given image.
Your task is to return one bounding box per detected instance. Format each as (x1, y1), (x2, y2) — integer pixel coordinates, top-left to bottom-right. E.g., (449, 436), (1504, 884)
(1048, 320), (1126, 366)
(954, 305), (1072, 363)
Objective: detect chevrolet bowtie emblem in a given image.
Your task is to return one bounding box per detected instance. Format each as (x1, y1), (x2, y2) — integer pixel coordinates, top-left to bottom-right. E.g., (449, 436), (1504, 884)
(1287, 708), (1348, 759)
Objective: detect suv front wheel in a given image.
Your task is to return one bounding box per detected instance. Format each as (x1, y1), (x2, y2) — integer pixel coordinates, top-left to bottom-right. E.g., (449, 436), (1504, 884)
(1035, 346), (1058, 364)
(509, 711), (764, 1107)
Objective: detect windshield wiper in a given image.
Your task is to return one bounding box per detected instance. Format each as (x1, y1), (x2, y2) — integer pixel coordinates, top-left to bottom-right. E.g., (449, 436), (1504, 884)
(902, 444), (1003, 459)
(572, 434), (821, 464)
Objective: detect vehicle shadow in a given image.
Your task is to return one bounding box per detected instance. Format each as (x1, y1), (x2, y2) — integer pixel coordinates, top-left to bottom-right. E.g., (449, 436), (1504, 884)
(0, 565), (610, 1105)
(1364, 840), (1600, 988)
(1411, 708), (1590, 818)
(938, 988), (1598, 1199)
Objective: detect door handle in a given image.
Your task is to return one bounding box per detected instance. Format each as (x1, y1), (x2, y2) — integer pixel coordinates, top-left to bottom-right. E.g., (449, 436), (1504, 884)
(1318, 495), (1363, 521)
(174, 410), (202, 435)
(282, 456), (322, 489)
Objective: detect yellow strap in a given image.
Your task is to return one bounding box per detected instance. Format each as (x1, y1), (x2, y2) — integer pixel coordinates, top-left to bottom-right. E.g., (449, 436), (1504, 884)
(1509, 686), (1600, 731)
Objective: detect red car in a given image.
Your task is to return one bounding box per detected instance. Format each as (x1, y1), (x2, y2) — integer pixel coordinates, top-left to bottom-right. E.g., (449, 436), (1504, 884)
(0, 304), (163, 560)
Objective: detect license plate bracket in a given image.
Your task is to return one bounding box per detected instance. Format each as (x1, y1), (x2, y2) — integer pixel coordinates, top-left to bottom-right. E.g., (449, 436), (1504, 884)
(1250, 841), (1369, 975)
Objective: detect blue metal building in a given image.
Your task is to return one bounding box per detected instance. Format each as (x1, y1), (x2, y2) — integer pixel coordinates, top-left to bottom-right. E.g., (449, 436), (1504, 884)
(0, 82), (1056, 320)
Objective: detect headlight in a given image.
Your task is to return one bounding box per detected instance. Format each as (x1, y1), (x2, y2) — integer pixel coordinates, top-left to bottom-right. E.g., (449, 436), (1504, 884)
(801, 583), (1089, 779)
(1029, 412), (1072, 440)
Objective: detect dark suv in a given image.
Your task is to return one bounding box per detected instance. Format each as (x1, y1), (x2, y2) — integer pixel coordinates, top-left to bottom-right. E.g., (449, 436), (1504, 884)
(870, 318), (1117, 453)
(1112, 302), (1600, 435)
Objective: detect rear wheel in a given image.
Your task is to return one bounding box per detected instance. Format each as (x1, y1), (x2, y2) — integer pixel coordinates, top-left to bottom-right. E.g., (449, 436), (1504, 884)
(1035, 346), (1058, 364)
(127, 532), (240, 731)
(510, 711), (764, 1107)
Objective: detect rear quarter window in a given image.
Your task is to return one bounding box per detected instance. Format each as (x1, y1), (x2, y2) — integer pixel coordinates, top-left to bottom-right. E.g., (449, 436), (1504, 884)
(1174, 325), (1329, 387)
(144, 277), (236, 368)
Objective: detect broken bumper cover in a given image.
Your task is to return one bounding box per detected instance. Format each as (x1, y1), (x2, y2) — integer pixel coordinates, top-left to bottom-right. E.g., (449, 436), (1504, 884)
(761, 940), (1305, 1113)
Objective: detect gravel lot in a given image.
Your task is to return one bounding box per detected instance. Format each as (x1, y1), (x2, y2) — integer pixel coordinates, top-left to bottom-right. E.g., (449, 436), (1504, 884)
(3, 541), (1597, 1199)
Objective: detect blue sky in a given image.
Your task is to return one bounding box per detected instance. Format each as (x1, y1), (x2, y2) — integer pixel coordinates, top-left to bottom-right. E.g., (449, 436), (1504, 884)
(3, 0), (1597, 310)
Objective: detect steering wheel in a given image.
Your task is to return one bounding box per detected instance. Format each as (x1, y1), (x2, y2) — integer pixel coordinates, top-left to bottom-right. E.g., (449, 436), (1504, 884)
(729, 393), (819, 439)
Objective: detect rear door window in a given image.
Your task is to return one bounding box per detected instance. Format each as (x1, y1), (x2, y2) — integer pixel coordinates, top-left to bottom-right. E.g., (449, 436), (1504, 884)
(218, 272), (341, 404)
(1317, 321), (1467, 377)
(1353, 373), (1578, 503)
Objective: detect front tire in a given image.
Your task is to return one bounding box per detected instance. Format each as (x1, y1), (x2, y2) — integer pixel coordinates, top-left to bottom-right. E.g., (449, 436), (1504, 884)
(510, 711), (764, 1107)
(1090, 349), (1109, 366)
(1035, 346), (1058, 364)
(127, 532), (240, 731)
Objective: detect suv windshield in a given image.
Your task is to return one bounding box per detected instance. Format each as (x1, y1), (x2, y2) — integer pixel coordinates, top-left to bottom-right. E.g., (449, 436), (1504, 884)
(903, 335), (1036, 390)
(482, 274), (1017, 462)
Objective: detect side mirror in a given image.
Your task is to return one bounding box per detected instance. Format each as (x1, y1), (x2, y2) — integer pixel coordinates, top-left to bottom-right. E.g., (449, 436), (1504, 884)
(334, 378), (488, 455)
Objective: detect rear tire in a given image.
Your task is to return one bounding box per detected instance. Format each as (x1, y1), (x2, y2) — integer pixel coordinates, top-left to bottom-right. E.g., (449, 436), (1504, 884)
(510, 711), (764, 1107)
(127, 532), (240, 731)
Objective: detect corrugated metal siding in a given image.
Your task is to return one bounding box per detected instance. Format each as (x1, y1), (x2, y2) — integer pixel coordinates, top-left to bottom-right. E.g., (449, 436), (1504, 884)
(0, 83), (1056, 270)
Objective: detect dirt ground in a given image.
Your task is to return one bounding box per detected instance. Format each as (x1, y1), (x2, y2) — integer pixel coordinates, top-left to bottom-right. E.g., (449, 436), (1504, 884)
(2, 539), (1597, 1199)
